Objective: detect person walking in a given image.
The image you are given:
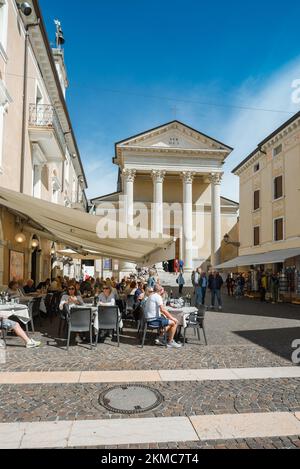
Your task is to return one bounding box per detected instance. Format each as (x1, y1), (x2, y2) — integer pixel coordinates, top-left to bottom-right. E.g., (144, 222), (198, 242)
(226, 274), (234, 296)
(176, 272), (185, 296)
(270, 273), (280, 303)
(193, 268), (202, 306)
(260, 272), (267, 302)
(200, 272), (208, 305)
(208, 271), (224, 310)
(179, 260), (184, 273)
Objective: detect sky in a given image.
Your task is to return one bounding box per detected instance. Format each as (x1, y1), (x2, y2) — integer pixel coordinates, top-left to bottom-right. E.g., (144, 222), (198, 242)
(39, 0), (300, 202)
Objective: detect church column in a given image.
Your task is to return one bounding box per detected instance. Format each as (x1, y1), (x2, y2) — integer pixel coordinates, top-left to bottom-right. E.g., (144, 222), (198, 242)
(152, 170), (166, 235)
(210, 173), (223, 268)
(123, 169), (136, 226)
(119, 169), (137, 277)
(182, 171), (195, 272)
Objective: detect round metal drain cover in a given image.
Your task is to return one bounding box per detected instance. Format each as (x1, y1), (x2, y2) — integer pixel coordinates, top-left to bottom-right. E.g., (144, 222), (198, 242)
(99, 384), (164, 414)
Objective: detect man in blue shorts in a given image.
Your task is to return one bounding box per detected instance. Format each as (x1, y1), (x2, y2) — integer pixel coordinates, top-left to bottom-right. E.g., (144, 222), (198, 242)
(144, 285), (182, 349)
(0, 318), (41, 348)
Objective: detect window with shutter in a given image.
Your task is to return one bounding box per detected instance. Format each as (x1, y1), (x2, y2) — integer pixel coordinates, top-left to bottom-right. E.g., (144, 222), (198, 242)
(274, 218), (284, 241)
(254, 226), (260, 246)
(254, 190), (260, 210)
(274, 176), (283, 200)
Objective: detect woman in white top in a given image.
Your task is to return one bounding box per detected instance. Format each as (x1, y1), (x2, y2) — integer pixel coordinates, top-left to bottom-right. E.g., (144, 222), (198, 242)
(98, 285), (116, 306)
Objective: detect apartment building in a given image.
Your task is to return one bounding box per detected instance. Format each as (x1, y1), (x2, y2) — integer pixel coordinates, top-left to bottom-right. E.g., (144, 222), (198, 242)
(0, 0), (88, 286)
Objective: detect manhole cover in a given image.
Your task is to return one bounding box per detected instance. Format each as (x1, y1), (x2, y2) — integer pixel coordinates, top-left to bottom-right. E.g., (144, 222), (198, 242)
(99, 384), (164, 414)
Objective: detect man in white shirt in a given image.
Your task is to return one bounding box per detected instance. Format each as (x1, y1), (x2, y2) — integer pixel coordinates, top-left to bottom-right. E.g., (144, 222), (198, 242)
(144, 285), (181, 349)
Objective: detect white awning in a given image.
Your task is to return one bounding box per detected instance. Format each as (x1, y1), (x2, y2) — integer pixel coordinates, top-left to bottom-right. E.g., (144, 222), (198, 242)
(0, 187), (174, 264)
(216, 248), (300, 270)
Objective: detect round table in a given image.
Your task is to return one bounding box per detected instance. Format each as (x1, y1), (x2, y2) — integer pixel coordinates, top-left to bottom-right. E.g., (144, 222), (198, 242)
(166, 306), (198, 328)
(0, 304), (30, 324)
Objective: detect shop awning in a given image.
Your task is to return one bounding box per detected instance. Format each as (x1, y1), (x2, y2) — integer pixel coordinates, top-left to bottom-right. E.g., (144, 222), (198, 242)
(216, 248), (300, 270)
(0, 187), (174, 265)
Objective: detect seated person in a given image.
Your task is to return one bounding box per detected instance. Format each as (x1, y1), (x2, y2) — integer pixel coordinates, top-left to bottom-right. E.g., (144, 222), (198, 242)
(144, 285), (181, 349)
(36, 278), (50, 291)
(59, 285), (84, 310)
(6, 281), (24, 298)
(23, 279), (36, 295)
(97, 285), (116, 306)
(59, 285), (85, 344)
(0, 317), (41, 348)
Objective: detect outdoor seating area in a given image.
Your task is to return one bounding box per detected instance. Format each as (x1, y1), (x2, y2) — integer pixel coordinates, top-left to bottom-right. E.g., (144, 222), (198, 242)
(0, 272), (209, 352)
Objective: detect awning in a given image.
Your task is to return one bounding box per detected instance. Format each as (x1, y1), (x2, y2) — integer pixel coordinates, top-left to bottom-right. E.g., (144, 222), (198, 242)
(216, 248), (300, 270)
(0, 187), (174, 265)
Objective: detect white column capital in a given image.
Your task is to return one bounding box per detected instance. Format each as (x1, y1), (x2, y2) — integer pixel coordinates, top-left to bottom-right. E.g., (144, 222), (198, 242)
(182, 171), (195, 184)
(151, 170), (166, 183)
(122, 169), (136, 183)
(209, 173), (223, 185)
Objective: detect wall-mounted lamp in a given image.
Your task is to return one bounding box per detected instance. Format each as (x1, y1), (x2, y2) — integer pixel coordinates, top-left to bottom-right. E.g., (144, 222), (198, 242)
(31, 235), (39, 249)
(15, 232), (26, 244)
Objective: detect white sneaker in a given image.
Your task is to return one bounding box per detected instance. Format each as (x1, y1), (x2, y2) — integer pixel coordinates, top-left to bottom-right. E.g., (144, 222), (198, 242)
(26, 339), (41, 349)
(167, 340), (182, 349)
(155, 337), (167, 346)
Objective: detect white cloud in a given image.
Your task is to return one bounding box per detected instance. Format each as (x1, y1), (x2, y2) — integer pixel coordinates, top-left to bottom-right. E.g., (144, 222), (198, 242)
(221, 56), (300, 201)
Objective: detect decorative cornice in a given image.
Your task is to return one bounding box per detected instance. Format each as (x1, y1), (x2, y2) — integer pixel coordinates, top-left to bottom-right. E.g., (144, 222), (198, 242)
(151, 170), (166, 183)
(182, 171), (195, 184)
(120, 146), (227, 157)
(122, 169), (136, 183)
(209, 173), (223, 185)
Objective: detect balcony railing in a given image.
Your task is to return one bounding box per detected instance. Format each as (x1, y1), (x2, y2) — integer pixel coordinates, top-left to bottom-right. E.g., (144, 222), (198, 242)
(29, 104), (66, 154)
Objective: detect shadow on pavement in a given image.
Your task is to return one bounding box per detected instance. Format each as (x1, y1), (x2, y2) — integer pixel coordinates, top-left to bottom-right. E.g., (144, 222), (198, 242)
(233, 326), (300, 363)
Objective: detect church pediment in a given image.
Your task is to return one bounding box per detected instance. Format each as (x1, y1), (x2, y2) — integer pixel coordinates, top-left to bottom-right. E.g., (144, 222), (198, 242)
(116, 121), (233, 153)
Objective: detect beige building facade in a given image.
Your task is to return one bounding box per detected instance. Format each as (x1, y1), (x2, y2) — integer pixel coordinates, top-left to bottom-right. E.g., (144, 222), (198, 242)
(227, 111), (300, 297)
(0, 0), (88, 287)
(92, 121), (239, 276)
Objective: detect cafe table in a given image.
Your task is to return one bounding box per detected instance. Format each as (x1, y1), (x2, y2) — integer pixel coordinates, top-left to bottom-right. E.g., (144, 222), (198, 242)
(165, 306), (198, 328)
(0, 304), (30, 325)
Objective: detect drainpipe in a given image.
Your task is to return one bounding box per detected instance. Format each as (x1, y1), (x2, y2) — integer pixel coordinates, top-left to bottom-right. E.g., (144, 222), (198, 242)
(20, 20), (40, 194)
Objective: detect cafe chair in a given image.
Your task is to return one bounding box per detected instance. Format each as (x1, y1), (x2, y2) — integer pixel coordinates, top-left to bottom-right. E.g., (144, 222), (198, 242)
(141, 310), (168, 349)
(0, 318), (7, 349)
(66, 307), (93, 351)
(183, 305), (208, 346)
(96, 306), (121, 347)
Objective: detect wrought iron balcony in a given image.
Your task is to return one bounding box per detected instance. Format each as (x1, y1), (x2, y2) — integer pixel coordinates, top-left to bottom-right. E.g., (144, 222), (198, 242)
(29, 104), (66, 155)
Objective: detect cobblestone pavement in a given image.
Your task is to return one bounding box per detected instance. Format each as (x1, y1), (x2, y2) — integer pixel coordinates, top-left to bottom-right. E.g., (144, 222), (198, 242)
(75, 435), (300, 449)
(1, 378), (300, 423)
(1, 296), (299, 372)
(1, 295), (300, 449)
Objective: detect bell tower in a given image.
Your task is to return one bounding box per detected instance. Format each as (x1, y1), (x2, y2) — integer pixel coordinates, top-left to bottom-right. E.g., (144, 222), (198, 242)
(52, 20), (69, 98)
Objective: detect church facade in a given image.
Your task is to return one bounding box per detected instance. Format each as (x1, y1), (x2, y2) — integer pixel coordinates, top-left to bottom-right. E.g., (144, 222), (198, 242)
(91, 121), (239, 275)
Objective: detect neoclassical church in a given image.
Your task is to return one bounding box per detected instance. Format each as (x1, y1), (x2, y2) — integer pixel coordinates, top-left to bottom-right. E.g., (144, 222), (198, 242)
(91, 121), (239, 275)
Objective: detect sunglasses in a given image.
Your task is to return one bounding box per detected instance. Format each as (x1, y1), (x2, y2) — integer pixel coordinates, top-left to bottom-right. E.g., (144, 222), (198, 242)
(68, 287), (75, 291)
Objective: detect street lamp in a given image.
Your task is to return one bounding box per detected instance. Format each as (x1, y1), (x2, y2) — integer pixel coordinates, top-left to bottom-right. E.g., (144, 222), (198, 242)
(223, 234), (240, 247)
